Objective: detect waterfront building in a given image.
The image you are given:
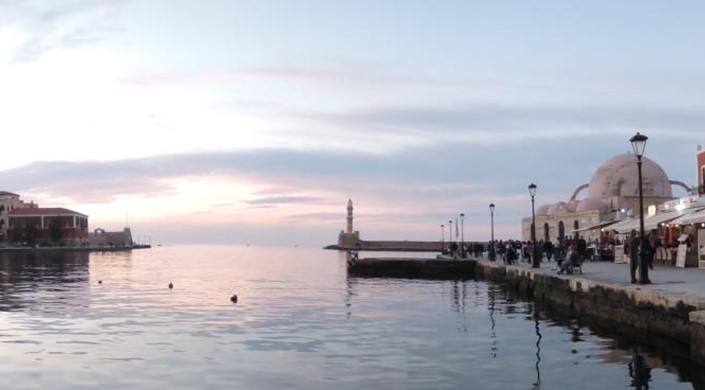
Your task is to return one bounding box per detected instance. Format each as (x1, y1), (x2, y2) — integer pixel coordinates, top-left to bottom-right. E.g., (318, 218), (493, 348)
(522, 153), (690, 245)
(0, 191), (38, 241)
(89, 227), (134, 248)
(7, 207), (89, 246)
(698, 145), (705, 196)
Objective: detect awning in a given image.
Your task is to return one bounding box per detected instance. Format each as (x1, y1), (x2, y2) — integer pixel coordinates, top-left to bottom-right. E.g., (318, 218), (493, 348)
(668, 207), (705, 226)
(571, 220), (618, 233)
(612, 208), (701, 233)
(643, 209), (692, 229)
(609, 218), (640, 234)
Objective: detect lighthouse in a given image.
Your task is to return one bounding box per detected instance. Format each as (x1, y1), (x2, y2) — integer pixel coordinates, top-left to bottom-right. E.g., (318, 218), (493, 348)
(346, 198), (354, 233)
(337, 198), (360, 248)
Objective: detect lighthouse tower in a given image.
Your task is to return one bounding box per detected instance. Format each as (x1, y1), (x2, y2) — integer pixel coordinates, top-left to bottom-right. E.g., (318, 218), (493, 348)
(346, 198), (354, 233)
(337, 198), (360, 248)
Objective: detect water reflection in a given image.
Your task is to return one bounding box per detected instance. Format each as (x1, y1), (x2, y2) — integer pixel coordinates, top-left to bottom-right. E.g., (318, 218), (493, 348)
(533, 307), (542, 389)
(488, 285), (497, 359)
(0, 250), (89, 311)
(629, 349), (652, 389)
(346, 270), (705, 389)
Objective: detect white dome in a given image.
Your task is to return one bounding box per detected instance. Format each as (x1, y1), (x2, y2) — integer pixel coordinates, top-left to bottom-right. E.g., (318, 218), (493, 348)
(588, 153), (672, 199)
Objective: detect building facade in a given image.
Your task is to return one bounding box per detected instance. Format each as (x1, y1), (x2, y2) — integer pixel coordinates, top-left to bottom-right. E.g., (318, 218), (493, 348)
(522, 153), (688, 243)
(88, 227), (134, 248)
(0, 191), (38, 241)
(7, 207), (89, 246)
(698, 145), (705, 196)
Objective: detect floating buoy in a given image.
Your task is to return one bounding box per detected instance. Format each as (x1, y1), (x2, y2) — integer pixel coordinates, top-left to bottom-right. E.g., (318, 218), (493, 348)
(168, 282), (174, 289)
(230, 294), (238, 303)
(98, 280), (103, 284)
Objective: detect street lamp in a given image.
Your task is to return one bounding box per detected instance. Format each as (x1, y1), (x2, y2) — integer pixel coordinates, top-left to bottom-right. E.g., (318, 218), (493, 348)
(440, 224), (445, 252)
(448, 220), (454, 256)
(448, 220), (453, 244)
(489, 203), (496, 261)
(460, 213), (465, 258)
(528, 183), (539, 268)
(630, 132), (650, 284)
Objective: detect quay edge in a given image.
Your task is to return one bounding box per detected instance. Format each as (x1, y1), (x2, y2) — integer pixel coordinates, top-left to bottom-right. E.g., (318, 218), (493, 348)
(349, 257), (705, 366)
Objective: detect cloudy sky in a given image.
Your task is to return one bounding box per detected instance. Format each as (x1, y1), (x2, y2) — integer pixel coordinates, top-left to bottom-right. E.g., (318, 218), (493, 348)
(0, 0), (703, 246)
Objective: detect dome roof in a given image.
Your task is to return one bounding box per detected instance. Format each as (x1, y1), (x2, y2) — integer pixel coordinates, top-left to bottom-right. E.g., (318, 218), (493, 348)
(566, 199), (580, 213)
(576, 197), (608, 212)
(588, 153), (672, 199)
(547, 201), (567, 215)
(536, 204), (550, 216)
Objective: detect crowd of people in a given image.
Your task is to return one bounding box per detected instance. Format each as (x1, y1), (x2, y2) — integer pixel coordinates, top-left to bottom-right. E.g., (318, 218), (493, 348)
(442, 232), (670, 277)
(444, 236), (597, 274)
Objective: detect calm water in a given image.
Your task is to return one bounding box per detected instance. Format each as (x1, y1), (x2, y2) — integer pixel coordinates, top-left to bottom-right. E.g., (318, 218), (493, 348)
(0, 245), (702, 389)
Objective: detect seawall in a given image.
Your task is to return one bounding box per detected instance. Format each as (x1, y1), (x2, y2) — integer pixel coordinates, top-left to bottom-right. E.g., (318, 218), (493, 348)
(325, 240), (444, 252)
(348, 257), (705, 366)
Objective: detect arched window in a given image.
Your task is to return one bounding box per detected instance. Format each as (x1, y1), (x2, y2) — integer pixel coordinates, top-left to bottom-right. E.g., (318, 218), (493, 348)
(543, 223), (550, 242)
(558, 221), (565, 242)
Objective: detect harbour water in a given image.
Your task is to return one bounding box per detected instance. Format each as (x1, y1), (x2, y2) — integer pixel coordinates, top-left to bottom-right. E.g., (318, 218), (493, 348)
(0, 245), (701, 389)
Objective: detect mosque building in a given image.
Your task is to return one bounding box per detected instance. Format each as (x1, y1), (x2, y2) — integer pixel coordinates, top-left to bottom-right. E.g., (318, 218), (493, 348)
(521, 153), (692, 244)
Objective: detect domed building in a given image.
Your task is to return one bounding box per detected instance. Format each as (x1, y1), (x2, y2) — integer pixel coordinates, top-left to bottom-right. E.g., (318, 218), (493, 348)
(522, 153), (690, 244)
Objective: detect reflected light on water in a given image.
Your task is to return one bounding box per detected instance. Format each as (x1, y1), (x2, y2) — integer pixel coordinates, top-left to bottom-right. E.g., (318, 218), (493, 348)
(0, 245), (698, 389)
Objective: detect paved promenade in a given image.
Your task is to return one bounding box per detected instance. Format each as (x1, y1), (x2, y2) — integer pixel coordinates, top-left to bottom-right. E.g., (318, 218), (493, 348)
(487, 257), (705, 301)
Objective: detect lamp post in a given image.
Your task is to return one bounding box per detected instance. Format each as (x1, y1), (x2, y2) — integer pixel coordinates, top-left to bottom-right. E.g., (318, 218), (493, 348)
(528, 183), (539, 268)
(448, 220), (453, 244)
(630, 132), (650, 284)
(440, 224), (445, 252)
(489, 203), (496, 261)
(460, 213), (465, 258)
(448, 220), (454, 256)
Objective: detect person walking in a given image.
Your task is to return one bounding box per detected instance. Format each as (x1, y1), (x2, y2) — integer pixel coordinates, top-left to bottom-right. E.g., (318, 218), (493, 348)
(627, 230), (639, 284)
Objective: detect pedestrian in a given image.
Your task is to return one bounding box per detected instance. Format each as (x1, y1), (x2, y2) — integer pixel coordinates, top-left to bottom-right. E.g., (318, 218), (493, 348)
(628, 230), (639, 283)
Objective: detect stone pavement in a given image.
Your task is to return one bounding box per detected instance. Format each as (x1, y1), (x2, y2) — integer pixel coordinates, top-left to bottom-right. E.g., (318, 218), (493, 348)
(490, 257), (705, 301)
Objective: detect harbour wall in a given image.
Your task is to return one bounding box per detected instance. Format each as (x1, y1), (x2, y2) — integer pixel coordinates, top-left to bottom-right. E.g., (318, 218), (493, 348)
(348, 257), (705, 366)
(326, 240), (444, 252)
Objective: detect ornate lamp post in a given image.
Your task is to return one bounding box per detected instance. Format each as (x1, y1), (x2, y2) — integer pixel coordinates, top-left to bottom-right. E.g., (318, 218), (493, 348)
(460, 213), (465, 258)
(489, 203), (496, 261)
(630, 132), (650, 284)
(528, 183), (539, 268)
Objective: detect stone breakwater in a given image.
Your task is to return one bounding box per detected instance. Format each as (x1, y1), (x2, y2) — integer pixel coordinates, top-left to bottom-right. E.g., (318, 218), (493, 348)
(348, 257), (705, 366)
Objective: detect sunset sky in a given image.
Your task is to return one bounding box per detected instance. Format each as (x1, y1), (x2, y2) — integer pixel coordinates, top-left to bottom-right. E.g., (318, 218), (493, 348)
(0, 0), (703, 246)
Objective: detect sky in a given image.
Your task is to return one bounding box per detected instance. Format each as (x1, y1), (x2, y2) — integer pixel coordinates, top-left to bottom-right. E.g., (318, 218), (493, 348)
(0, 0), (703, 246)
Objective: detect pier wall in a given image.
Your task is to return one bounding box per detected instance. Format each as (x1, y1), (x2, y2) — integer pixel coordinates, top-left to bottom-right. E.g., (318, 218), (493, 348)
(327, 240), (444, 252)
(349, 257), (705, 366)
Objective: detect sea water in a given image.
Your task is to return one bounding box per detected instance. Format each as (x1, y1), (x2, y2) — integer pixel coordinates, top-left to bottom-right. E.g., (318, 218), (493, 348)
(0, 245), (700, 389)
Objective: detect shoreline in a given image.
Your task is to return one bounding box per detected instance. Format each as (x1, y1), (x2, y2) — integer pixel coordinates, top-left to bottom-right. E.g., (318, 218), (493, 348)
(0, 245), (151, 252)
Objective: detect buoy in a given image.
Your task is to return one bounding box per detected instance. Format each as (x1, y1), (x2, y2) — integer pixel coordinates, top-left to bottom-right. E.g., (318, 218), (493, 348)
(168, 282), (173, 289)
(98, 280), (103, 284)
(230, 294), (238, 303)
